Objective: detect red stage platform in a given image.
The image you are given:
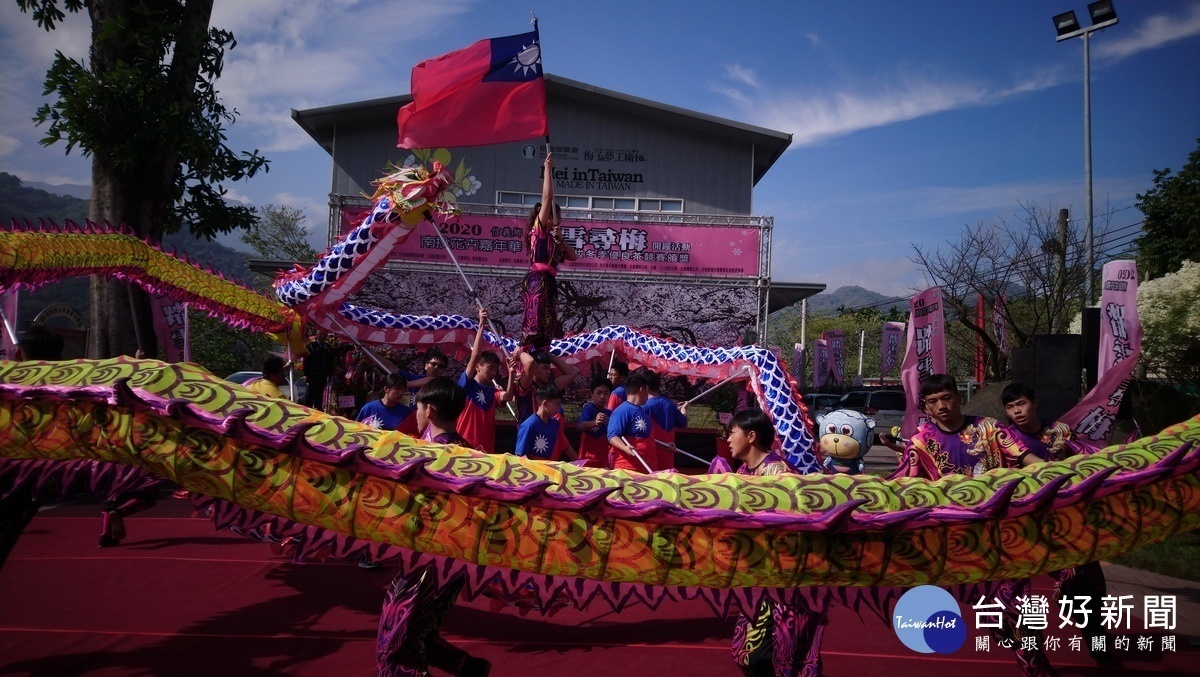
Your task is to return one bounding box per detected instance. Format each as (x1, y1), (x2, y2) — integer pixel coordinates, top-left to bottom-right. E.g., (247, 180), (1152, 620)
(0, 497), (1193, 676)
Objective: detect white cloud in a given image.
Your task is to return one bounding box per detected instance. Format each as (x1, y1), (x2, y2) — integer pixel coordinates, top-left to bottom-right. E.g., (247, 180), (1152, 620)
(803, 33), (819, 48)
(722, 63), (761, 89)
(0, 133), (19, 157)
(209, 0), (478, 153)
(719, 75), (1006, 148)
(1095, 4), (1200, 63)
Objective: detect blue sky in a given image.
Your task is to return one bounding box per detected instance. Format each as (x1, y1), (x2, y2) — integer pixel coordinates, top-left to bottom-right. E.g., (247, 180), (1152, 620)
(2, 0), (1198, 296)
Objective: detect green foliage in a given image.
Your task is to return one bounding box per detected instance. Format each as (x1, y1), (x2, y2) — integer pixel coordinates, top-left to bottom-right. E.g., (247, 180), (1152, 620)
(16, 0), (269, 238)
(1135, 138), (1200, 279)
(187, 313), (275, 377)
(241, 204), (319, 262)
(1138, 261), (1200, 401)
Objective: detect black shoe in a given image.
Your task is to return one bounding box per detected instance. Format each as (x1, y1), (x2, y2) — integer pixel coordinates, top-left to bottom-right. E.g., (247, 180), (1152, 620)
(357, 556), (381, 570)
(457, 656), (491, 677)
(98, 533), (120, 548)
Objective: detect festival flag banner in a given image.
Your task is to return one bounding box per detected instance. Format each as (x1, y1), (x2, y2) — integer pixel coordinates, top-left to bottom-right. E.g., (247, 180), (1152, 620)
(150, 295), (189, 363)
(339, 206), (763, 279)
(812, 339), (830, 390)
(994, 295), (1009, 356)
(900, 287), (946, 438)
(1059, 260), (1143, 444)
(0, 289), (18, 360)
(880, 321), (905, 378)
(822, 330), (847, 387)
(397, 26), (548, 149)
(792, 343), (807, 391)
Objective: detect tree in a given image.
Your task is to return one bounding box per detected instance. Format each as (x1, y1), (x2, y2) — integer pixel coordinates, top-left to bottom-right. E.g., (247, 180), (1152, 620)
(241, 204), (319, 262)
(18, 0), (269, 358)
(911, 202), (1106, 381)
(1135, 138), (1200, 279)
(1138, 260), (1200, 402)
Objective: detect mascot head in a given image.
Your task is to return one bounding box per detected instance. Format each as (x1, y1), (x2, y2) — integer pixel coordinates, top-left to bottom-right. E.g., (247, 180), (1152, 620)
(816, 409), (875, 463)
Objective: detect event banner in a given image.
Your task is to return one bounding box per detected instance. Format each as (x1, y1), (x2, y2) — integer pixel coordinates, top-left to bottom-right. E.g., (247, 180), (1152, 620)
(1060, 260), (1142, 444)
(993, 295), (1009, 356)
(822, 330), (847, 387)
(792, 343), (807, 391)
(150, 295), (189, 363)
(340, 207), (762, 278)
(880, 321), (905, 378)
(900, 287), (946, 438)
(812, 339), (830, 390)
(0, 289), (17, 360)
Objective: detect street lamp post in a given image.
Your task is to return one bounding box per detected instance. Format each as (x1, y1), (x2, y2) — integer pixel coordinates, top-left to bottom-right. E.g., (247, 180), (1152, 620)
(1053, 0), (1118, 307)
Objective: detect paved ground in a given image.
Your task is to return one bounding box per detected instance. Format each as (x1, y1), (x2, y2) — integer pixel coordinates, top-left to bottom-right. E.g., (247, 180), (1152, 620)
(2, 495), (1197, 675)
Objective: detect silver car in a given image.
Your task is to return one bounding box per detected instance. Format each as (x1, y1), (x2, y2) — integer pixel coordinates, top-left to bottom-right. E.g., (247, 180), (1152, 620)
(226, 371), (308, 404)
(838, 390), (906, 442)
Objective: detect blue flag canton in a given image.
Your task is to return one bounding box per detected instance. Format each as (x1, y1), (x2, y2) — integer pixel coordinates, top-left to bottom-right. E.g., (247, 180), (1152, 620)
(484, 30), (542, 83)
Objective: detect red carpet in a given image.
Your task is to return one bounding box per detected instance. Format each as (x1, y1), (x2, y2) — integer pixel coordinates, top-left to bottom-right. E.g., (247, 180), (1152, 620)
(1, 497), (1195, 676)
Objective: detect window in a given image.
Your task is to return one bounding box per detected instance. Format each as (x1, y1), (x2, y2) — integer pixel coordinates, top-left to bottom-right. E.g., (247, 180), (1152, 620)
(497, 193), (680, 213)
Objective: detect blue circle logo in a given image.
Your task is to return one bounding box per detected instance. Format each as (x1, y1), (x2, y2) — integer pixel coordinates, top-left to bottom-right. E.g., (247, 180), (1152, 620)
(892, 585), (966, 654)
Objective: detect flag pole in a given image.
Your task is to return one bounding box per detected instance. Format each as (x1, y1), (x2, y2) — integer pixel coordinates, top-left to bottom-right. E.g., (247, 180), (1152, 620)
(684, 366), (751, 407)
(423, 214), (512, 362)
(618, 436), (654, 474)
(327, 314), (395, 374)
(654, 439), (709, 466)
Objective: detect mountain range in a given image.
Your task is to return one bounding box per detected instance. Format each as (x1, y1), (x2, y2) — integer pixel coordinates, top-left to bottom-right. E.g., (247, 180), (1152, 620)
(1, 173), (265, 327)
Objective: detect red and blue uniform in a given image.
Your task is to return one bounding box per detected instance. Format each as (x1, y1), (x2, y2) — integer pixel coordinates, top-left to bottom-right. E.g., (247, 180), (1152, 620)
(457, 372), (503, 452)
(515, 414), (561, 460)
(606, 401), (655, 472)
(357, 399), (416, 432)
(577, 402), (611, 468)
(644, 395), (687, 470)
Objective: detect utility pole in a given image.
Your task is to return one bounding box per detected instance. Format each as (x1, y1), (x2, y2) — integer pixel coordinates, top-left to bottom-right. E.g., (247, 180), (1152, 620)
(1056, 208), (1069, 332)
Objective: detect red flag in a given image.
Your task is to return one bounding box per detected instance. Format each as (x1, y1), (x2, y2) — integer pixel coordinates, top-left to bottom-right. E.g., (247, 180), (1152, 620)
(397, 27), (548, 149)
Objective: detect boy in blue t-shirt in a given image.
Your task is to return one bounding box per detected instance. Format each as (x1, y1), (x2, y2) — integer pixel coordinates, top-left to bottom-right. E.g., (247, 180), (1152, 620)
(577, 376), (613, 468)
(606, 372), (655, 472)
(515, 384), (565, 461)
(356, 372), (414, 431)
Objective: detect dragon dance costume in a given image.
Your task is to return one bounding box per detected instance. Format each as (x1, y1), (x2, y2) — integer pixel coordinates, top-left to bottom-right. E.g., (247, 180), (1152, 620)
(520, 220), (566, 350)
(730, 453), (828, 677)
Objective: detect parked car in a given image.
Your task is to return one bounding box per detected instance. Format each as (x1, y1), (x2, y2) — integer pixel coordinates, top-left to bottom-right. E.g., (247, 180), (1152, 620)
(803, 393), (842, 419)
(838, 390), (906, 442)
(226, 371), (308, 404)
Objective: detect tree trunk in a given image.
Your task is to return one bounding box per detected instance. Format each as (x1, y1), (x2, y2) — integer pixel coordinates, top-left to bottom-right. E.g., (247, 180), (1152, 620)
(83, 0), (216, 358)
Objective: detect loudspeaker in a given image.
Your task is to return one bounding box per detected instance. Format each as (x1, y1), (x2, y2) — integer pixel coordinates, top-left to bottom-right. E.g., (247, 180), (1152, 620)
(1081, 307), (1101, 391)
(1029, 334), (1082, 423)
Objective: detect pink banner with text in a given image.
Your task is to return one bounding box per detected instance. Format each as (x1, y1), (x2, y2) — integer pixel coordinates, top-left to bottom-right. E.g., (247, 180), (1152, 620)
(1059, 261), (1142, 444)
(821, 330), (847, 387)
(341, 207), (763, 278)
(900, 287), (946, 438)
(880, 321), (905, 378)
(812, 339), (830, 390)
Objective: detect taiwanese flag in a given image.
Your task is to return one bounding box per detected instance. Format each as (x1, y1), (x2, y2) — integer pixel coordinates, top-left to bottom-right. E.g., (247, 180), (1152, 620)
(397, 27), (548, 149)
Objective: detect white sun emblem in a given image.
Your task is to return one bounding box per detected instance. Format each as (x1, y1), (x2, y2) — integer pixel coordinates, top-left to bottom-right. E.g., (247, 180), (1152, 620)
(474, 390), (489, 407)
(510, 41), (541, 77)
(533, 434), (550, 454)
(361, 414), (383, 429)
(633, 417), (648, 434)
